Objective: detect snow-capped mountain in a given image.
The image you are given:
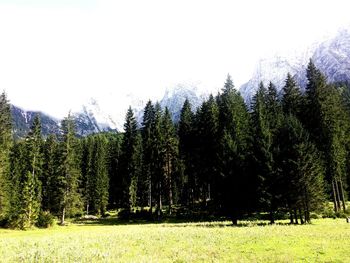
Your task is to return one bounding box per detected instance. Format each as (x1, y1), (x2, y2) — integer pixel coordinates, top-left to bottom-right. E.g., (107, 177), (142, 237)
(239, 29), (350, 103)
(11, 105), (61, 139)
(160, 84), (208, 122)
(11, 84), (207, 138)
(73, 98), (118, 136)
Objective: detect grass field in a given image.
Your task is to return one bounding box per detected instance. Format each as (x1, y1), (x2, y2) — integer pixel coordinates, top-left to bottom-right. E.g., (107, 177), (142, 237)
(0, 219), (349, 262)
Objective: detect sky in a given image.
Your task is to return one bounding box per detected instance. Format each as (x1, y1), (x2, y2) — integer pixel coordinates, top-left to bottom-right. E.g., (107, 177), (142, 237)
(1, 0), (350, 118)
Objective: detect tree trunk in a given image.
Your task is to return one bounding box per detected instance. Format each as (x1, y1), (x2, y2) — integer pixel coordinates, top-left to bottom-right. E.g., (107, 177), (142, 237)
(289, 210), (294, 224)
(339, 178), (347, 213)
(335, 179), (342, 212)
(149, 178), (152, 215)
(299, 208), (304, 224)
(269, 210), (275, 224)
(304, 188), (311, 224)
(232, 216), (238, 226)
(294, 208), (298, 224)
(332, 179), (338, 213)
(167, 156), (173, 215)
(60, 207), (66, 225)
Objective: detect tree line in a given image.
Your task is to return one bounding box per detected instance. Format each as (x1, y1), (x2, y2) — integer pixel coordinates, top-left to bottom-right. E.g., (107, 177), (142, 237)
(0, 60), (349, 228)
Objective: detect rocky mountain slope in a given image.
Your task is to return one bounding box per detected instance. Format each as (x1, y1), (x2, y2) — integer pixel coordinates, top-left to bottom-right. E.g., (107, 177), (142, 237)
(239, 29), (350, 103)
(11, 84), (207, 138)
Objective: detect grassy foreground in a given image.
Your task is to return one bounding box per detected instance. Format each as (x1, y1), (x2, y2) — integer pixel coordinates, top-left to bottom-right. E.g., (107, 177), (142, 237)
(0, 219), (349, 262)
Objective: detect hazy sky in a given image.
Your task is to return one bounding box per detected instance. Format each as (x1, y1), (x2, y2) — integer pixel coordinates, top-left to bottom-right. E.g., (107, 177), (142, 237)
(1, 0), (350, 117)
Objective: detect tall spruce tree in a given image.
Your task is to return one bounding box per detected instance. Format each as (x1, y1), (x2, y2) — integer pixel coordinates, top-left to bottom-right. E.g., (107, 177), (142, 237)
(304, 60), (348, 213)
(41, 134), (61, 214)
(59, 114), (82, 225)
(0, 91), (12, 220)
(251, 82), (277, 223)
(161, 107), (178, 214)
(178, 99), (195, 206)
(141, 101), (155, 210)
(217, 76), (252, 224)
(94, 136), (109, 215)
(152, 103), (164, 218)
(196, 95), (219, 204)
(281, 73), (303, 117)
(276, 115), (325, 223)
(120, 107), (140, 209)
(22, 115), (43, 228)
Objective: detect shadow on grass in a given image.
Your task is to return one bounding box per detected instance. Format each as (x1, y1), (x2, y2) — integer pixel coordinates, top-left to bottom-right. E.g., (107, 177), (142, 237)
(72, 216), (295, 228)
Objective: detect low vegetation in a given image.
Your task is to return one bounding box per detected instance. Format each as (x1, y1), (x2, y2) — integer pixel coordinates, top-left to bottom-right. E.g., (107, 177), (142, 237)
(0, 219), (349, 262)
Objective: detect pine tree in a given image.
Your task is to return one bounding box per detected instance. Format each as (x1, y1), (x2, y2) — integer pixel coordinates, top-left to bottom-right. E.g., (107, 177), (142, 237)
(196, 95), (219, 205)
(141, 101), (155, 210)
(59, 114), (82, 225)
(42, 134), (61, 214)
(281, 73), (303, 117)
(217, 76), (252, 224)
(120, 107), (140, 209)
(152, 103), (164, 218)
(106, 133), (123, 209)
(22, 115), (43, 228)
(0, 91), (12, 220)
(276, 115), (325, 223)
(251, 82), (277, 223)
(95, 135), (109, 216)
(9, 115), (43, 228)
(304, 60), (348, 213)
(161, 107), (178, 214)
(178, 99), (194, 206)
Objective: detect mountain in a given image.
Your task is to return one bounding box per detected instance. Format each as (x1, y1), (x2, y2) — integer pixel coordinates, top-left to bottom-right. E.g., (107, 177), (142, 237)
(73, 98), (118, 136)
(239, 29), (350, 103)
(10, 84), (206, 138)
(11, 105), (61, 139)
(11, 99), (118, 139)
(159, 84), (208, 122)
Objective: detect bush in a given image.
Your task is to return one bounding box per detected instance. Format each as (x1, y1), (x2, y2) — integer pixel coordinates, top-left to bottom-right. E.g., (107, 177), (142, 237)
(335, 211), (347, 219)
(0, 217), (9, 228)
(118, 209), (131, 220)
(36, 211), (55, 228)
(310, 213), (321, 219)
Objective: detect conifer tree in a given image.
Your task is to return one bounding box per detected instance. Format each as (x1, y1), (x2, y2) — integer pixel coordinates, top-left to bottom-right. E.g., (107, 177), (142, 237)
(106, 133), (123, 209)
(0, 91), (12, 219)
(196, 95), (219, 204)
(217, 76), (252, 224)
(58, 114), (82, 225)
(9, 115), (43, 228)
(251, 82), (277, 223)
(281, 73), (303, 117)
(152, 103), (164, 218)
(304, 60), (348, 213)
(42, 134), (60, 214)
(178, 99), (194, 206)
(120, 107), (140, 209)
(22, 115), (43, 228)
(141, 101), (155, 210)
(276, 115), (325, 223)
(94, 136), (109, 215)
(161, 107), (178, 214)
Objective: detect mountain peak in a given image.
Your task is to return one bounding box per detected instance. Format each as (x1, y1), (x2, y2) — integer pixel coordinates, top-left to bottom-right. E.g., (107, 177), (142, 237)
(239, 28), (350, 103)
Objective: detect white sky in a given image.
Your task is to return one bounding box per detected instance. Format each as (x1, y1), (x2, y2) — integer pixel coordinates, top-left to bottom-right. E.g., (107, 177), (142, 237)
(1, 0), (350, 118)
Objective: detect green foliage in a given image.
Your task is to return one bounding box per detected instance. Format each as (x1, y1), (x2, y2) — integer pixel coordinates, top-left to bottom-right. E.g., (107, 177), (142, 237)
(36, 211), (55, 228)
(120, 107), (141, 209)
(0, 92), (12, 219)
(58, 114), (83, 224)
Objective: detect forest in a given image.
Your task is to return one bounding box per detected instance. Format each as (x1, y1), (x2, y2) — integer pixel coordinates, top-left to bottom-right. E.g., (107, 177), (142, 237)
(0, 60), (349, 229)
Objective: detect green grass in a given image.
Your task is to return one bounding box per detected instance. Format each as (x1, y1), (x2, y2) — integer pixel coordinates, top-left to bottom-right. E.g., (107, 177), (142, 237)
(0, 219), (349, 262)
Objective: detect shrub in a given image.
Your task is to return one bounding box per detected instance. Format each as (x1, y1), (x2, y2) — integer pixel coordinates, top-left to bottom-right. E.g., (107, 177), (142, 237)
(36, 211), (55, 228)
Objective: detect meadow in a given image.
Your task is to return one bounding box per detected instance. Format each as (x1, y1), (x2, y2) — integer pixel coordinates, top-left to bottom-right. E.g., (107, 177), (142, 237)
(0, 218), (349, 262)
